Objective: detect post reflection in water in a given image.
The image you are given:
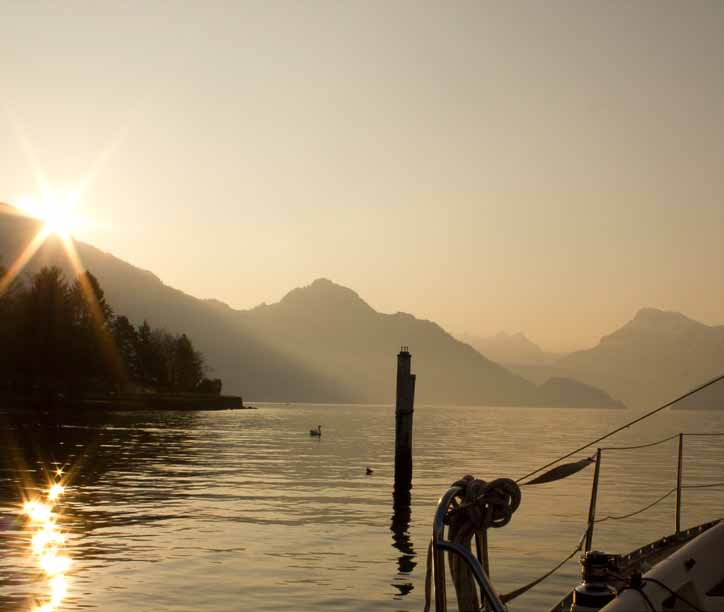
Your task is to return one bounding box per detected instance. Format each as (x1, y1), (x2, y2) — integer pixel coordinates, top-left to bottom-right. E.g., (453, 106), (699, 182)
(390, 480), (416, 597)
(22, 478), (71, 612)
(2, 406), (724, 612)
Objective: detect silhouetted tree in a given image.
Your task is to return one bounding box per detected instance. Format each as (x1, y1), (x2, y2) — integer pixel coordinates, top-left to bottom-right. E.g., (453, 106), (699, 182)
(73, 270), (113, 324)
(111, 316), (141, 383)
(135, 323), (174, 389)
(197, 378), (222, 395)
(0, 263), (24, 389)
(136, 320), (157, 387)
(0, 266), (217, 402)
(68, 270), (120, 389)
(171, 334), (205, 392)
(19, 266), (74, 392)
(153, 329), (176, 389)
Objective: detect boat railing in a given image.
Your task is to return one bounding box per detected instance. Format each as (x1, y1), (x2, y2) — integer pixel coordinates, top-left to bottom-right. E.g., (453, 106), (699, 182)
(428, 431), (724, 612)
(586, 431), (724, 551)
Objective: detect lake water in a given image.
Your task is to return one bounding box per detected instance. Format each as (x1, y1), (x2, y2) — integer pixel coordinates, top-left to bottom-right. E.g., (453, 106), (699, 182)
(1, 404), (723, 612)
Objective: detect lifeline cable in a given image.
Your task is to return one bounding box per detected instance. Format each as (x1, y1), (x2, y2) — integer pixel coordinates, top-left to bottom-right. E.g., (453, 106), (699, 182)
(516, 373), (724, 483)
(594, 488), (676, 523)
(601, 433), (679, 451)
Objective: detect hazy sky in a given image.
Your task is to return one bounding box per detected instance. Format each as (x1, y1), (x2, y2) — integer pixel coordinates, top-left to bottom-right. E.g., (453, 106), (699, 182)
(2, 2), (723, 352)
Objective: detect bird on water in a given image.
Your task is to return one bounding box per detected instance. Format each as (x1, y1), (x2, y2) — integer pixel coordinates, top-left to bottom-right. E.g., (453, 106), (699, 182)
(366, 467), (374, 475)
(309, 425), (322, 437)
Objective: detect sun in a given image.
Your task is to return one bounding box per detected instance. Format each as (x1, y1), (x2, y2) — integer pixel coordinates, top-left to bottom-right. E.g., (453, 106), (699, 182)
(0, 188), (96, 295)
(17, 191), (85, 239)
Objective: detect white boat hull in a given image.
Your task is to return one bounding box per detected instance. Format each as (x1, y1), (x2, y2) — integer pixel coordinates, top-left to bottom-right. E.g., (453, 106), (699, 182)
(602, 523), (724, 612)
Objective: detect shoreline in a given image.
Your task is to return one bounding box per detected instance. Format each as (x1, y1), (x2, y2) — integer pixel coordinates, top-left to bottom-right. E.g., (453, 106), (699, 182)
(0, 392), (248, 412)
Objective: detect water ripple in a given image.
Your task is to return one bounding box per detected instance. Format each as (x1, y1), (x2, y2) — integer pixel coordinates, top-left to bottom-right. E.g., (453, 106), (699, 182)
(1, 405), (723, 611)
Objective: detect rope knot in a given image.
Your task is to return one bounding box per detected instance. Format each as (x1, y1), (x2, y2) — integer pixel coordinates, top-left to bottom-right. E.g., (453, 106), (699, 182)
(450, 475), (521, 531)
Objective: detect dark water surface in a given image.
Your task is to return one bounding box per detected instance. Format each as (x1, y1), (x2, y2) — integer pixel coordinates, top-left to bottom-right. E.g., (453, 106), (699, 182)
(1, 404), (723, 611)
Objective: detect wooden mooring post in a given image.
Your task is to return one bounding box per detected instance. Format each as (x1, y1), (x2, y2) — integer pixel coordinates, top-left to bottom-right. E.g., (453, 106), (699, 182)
(395, 347), (416, 486)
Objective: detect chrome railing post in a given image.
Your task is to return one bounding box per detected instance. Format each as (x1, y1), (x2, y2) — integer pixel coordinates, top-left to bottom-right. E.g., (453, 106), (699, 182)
(433, 540), (447, 612)
(431, 485), (506, 612)
(676, 433), (684, 534)
(584, 448), (602, 552)
(432, 487), (460, 611)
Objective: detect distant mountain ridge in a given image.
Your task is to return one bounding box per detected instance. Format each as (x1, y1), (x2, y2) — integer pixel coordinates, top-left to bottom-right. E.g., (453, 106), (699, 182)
(0, 210), (621, 407)
(468, 308), (724, 410)
(462, 331), (560, 366)
(232, 278), (539, 404)
(558, 308), (724, 409)
(537, 377), (624, 409)
(224, 278), (623, 407)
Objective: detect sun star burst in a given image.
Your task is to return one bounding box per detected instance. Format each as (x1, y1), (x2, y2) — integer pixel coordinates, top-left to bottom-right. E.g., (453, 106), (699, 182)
(17, 190), (86, 240)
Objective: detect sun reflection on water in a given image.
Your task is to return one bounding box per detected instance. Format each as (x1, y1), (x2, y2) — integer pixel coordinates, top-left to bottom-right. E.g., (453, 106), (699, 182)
(22, 479), (72, 612)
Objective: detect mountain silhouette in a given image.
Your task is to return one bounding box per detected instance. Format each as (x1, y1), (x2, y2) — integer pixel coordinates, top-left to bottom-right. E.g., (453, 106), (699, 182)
(537, 377), (624, 409)
(462, 331), (560, 366)
(559, 308), (724, 409)
(235, 278), (538, 404)
(0, 209), (621, 406)
(0, 210), (346, 402)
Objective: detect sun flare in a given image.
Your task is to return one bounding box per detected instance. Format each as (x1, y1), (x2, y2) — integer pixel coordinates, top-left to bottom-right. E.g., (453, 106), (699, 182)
(17, 191), (86, 239)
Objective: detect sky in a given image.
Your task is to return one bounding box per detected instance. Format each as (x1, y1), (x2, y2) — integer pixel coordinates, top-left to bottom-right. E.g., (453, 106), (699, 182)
(1, 1), (723, 353)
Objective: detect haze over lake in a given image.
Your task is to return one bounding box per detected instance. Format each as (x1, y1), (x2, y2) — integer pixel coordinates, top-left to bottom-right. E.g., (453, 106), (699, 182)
(2, 3), (724, 612)
(2, 404), (722, 612)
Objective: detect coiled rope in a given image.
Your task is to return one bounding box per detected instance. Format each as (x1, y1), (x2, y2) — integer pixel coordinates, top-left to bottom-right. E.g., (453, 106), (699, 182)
(423, 476), (521, 612)
(447, 475), (521, 531)
(448, 476), (520, 611)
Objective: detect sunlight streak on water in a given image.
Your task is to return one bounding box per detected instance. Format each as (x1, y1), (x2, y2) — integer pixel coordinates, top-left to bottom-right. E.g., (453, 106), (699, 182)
(22, 480), (71, 612)
(2, 407), (723, 612)
(47, 484), (65, 502)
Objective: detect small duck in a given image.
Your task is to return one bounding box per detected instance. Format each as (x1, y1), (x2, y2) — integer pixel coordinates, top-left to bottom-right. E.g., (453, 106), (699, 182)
(309, 425), (322, 437)
(366, 467), (374, 475)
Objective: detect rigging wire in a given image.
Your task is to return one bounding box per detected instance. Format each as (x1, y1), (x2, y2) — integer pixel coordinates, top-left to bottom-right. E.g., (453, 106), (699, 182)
(609, 571), (711, 612)
(501, 479), (724, 599)
(601, 434), (679, 451)
(500, 528), (588, 603)
(684, 432), (724, 437)
(442, 379), (724, 606)
(594, 489), (676, 523)
(516, 372), (724, 483)
(620, 586), (657, 612)
(641, 577), (710, 612)
(682, 481), (724, 489)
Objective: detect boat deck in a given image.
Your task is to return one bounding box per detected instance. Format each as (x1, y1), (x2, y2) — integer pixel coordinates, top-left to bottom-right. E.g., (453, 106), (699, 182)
(548, 520), (721, 612)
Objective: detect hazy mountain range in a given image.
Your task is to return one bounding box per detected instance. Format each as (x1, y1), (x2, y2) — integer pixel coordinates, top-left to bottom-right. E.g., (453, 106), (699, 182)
(462, 331), (561, 366)
(0, 210), (627, 407)
(465, 310), (724, 410)
(3, 209), (719, 409)
(558, 308), (724, 409)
